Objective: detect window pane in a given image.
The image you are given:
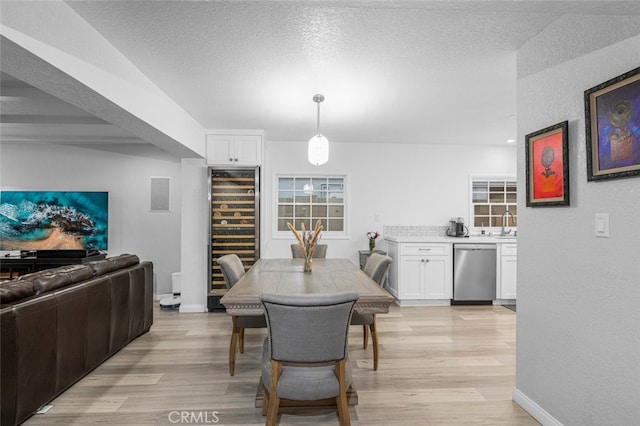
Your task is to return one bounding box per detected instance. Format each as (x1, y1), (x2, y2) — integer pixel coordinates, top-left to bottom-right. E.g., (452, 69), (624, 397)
(294, 192), (310, 203)
(328, 219), (344, 231)
(474, 205), (490, 215)
(492, 205), (506, 216)
(279, 178), (294, 190)
(312, 218), (328, 230)
(295, 205), (310, 217)
(277, 219), (290, 231)
(474, 216), (490, 227)
(490, 182), (505, 192)
(279, 191), (294, 203)
(312, 178), (327, 190)
(328, 205), (344, 218)
(473, 192), (488, 203)
(278, 205), (293, 217)
(506, 192), (517, 203)
(295, 178), (311, 191)
(312, 205), (327, 217)
(489, 193), (504, 203)
(315, 190), (328, 203)
(329, 192), (343, 203)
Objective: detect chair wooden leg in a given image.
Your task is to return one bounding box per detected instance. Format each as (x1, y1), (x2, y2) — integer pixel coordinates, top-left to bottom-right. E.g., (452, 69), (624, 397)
(266, 361), (282, 426)
(239, 327), (245, 353)
(370, 316), (379, 371)
(261, 382), (269, 416)
(362, 324), (368, 349)
(229, 317), (240, 376)
(335, 359), (351, 426)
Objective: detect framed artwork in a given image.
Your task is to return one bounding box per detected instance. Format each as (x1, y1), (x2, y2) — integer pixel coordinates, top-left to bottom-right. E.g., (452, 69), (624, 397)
(525, 121), (570, 207)
(585, 66), (640, 181)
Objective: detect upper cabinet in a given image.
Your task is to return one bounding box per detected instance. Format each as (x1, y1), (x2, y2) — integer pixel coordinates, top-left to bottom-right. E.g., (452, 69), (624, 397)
(206, 132), (263, 166)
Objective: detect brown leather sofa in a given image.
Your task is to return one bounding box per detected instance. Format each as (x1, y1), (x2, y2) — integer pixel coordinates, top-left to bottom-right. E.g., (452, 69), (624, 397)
(0, 254), (153, 426)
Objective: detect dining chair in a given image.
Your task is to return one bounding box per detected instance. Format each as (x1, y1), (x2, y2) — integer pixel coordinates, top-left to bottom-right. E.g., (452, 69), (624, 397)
(350, 253), (392, 371)
(260, 291), (358, 426)
(216, 254), (267, 376)
(290, 243), (327, 258)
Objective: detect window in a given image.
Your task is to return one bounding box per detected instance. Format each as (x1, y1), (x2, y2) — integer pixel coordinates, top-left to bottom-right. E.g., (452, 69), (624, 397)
(471, 178), (517, 229)
(276, 176), (346, 236)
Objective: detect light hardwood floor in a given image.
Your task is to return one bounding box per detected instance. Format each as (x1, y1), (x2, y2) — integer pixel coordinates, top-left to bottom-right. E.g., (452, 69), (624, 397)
(24, 304), (538, 425)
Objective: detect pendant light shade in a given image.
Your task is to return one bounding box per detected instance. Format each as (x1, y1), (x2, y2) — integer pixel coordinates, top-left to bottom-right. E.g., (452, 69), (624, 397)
(308, 94), (329, 166)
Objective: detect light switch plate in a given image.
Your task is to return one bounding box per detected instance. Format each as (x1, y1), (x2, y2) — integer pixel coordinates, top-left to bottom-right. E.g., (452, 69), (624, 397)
(595, 213), (610, 238)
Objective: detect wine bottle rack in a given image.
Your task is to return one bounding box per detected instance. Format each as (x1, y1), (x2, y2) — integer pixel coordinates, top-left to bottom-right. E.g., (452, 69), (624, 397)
(208, 168), (260, 311)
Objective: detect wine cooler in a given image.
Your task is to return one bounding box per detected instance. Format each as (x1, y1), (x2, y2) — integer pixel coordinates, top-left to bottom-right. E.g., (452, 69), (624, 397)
(208, 167), (260, 311)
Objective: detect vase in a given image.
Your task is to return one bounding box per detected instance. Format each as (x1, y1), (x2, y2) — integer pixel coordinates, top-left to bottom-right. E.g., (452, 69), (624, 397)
(369, 238), (376, 252)
(303, 256), (313, 273)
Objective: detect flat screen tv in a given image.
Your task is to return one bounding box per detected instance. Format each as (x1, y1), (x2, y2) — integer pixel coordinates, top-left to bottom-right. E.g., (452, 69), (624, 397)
(0, 191), (108, 251)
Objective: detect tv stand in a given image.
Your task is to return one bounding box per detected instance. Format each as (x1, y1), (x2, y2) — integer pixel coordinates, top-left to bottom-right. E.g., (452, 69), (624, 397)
(0, 250), (107, 281)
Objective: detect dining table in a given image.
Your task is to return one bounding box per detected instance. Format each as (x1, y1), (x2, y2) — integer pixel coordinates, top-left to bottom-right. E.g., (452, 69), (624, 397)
(220, 257), (395, 316)
(220, 257), (394, 409)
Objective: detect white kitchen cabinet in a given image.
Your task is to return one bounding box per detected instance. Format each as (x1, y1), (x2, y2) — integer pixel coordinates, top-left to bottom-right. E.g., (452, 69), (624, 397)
(387, 241), (452, 306)
(498, 243), (517, 299)
(206, 133), (263, 166)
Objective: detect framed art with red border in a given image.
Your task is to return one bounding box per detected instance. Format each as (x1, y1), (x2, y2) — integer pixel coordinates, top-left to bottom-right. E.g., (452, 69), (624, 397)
(525, 121), (570, 207)
(584, 66), (640, 181)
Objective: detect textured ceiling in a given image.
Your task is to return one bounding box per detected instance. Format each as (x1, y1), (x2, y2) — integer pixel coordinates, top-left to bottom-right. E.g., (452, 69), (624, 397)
(3, 1), (640, 150)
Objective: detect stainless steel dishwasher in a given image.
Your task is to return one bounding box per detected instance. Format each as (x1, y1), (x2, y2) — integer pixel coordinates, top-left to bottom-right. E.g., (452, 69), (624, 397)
(453, 244), (496, 302)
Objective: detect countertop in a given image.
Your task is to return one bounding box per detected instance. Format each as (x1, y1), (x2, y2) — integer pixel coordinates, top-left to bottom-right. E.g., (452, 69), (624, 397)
(384, 235), (517, 244)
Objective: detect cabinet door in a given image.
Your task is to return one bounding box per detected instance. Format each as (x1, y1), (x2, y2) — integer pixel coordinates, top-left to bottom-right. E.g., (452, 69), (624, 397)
(500, 255), (517, 299)
(423, 256), (451, 299)
(398, 257), (424, 299)
(206, 135), (235, 165)
(233, 135), (262, 166)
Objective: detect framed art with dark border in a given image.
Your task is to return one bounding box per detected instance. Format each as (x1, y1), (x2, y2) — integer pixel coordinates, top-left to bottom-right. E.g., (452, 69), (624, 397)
(525, 121), (569, 207)
(585, 66), (640, 181)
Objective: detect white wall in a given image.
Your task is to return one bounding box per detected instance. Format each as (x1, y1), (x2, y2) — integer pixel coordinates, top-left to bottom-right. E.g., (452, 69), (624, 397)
(0, 143), (182, 296)
(263, 140), (516, 263)
(176, 140), (516, 312)
(515, 32), (640, 424)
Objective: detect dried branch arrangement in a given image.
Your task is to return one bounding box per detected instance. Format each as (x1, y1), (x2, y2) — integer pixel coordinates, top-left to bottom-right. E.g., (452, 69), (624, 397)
(287, 220), (323, 261)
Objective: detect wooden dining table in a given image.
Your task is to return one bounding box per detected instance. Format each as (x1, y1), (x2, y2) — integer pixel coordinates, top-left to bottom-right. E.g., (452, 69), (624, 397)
(220, 258), (395, 316)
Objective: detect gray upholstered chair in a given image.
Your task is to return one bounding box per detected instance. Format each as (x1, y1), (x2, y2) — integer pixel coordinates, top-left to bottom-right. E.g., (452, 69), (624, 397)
(350, 253), (392, 371)
(290, 243), (327, 259)
(217, 254), (267, 376)
(260, 292), (358, 426)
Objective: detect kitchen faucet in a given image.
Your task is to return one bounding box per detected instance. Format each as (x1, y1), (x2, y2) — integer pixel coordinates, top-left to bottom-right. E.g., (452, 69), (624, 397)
(501, 210), (516, 236)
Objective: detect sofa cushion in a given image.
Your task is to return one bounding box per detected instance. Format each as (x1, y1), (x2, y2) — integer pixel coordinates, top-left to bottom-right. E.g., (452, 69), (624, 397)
(0, 281), (35, 304)
(53, 264), (94, 283)
(88, 254), (139, 276)
(32, 273), (72, 295)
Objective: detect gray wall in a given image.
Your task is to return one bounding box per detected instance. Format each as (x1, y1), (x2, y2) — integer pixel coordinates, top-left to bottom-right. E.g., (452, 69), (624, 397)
(0, 143), (182, 296)
(515, 28), (640, 425)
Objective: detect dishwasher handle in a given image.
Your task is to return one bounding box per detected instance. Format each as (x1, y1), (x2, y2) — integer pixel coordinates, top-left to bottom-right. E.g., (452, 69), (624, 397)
(454, 244), (496, 250)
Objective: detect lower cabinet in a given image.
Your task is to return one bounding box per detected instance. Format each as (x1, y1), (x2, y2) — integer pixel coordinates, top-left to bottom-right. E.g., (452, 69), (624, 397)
(498, 243), (517, 299)
(387, 241), (452, 306)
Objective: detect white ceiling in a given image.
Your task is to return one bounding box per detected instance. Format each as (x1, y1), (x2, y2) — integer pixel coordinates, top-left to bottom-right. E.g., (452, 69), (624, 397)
(2, 1), (640, 151)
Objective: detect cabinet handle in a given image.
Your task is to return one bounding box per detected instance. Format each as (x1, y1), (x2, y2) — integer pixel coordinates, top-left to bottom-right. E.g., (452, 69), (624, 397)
(228, 158), (233, 162)
(234, 158), (239, 162)
(418, 248), (431, 251)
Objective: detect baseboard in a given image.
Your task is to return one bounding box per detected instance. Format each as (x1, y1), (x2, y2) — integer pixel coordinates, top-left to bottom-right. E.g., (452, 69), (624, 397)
(512, 387), (563, 426)
(179, 304), (206, 313)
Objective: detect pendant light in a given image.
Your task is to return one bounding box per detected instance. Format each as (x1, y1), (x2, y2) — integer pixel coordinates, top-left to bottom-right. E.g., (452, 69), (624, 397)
(308, 94), (329, 166)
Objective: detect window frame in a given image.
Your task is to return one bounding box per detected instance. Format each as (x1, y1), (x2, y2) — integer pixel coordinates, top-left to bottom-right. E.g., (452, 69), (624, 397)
(468, 175), (517, 232)
(273, 174), (349, 240)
